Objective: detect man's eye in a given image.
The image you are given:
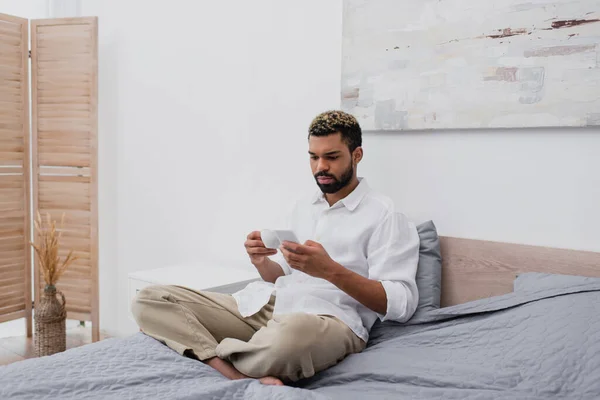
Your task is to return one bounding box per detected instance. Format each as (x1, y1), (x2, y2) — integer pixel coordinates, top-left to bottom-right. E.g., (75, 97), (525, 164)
(328, 156), (338, 160)
(311, 156), (318, 160)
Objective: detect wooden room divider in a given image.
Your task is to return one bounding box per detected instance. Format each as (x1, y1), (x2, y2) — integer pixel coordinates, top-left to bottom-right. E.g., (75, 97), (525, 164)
(0, 13), (99, 341)
(0, 13), (32, 336)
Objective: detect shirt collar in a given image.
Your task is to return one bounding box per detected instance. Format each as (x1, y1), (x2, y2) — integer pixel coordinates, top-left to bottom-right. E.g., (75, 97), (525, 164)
(311, 177), (370, 211)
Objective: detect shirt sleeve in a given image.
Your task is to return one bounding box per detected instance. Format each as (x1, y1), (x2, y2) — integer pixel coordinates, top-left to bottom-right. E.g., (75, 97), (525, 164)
(269, 251), (292, 275)
(367, 211), (420, 323)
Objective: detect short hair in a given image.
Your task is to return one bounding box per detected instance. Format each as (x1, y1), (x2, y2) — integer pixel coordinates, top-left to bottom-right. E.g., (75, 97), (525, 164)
(308, 110), (362, 153)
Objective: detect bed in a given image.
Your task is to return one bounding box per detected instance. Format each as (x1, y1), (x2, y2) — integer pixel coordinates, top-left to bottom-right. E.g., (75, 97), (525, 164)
(2, 235), (600, 399)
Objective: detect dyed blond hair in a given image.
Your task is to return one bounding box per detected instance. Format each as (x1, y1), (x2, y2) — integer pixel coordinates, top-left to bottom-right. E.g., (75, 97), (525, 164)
(308, 110), (362, 152)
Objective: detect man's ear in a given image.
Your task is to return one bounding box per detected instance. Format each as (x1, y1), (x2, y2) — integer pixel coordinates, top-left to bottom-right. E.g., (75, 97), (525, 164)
(353, 147), (363, 164)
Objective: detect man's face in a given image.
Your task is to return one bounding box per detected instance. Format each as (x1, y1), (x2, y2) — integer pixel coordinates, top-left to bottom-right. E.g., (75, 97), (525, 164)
(309, 133), (356, 194)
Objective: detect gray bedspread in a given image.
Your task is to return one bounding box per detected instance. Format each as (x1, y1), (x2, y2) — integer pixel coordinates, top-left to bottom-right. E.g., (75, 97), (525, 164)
(2, 273), (599, 399)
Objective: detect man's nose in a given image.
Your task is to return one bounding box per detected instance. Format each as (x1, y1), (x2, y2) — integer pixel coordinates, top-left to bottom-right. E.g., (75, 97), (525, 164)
(317, 159), (329, 173)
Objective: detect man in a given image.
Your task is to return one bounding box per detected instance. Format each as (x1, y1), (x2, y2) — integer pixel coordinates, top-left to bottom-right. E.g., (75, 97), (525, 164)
(131, 110), (420, 386)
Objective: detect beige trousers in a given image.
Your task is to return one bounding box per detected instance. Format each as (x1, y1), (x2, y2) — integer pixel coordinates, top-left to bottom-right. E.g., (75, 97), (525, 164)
(130, 284), (366, 382)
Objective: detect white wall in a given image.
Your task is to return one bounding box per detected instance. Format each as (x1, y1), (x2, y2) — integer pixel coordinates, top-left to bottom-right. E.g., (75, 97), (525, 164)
(360, 128), (600, 252)
(0, 0), (48, 19)
(47, 0), (81, 18)
(82, 0), (600, 337)
(83, 0), (343, 336)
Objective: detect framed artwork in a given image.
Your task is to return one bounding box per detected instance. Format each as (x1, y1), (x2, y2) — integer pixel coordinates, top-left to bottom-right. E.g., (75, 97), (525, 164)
(342, 0), (600, 130)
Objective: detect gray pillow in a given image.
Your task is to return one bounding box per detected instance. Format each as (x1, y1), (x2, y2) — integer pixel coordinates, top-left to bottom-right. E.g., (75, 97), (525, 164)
(415, 220), (442, 313)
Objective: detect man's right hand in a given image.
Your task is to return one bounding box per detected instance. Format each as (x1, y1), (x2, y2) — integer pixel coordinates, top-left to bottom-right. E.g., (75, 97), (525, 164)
(245, 231), (278, 266)
(245, 231), (287, 283)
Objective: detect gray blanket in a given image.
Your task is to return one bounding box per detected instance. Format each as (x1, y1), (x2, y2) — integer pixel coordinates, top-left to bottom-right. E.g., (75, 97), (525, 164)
(2, 273), (599, 399)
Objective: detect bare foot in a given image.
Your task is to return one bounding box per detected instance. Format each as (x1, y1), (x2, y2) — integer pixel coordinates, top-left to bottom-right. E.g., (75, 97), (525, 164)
(259, 376), (284, 386)
(205, 357), (284, 386)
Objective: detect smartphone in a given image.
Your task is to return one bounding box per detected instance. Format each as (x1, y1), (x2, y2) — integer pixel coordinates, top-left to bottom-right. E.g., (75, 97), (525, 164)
(260, 229), (299, 249)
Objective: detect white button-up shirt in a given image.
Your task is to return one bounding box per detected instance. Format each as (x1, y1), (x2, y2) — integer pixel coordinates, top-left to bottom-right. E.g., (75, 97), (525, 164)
(233, 177), (420, 342)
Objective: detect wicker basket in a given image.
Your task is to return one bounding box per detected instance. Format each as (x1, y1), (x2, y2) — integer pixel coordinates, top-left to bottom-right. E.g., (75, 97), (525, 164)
(34, 284), (67, 357)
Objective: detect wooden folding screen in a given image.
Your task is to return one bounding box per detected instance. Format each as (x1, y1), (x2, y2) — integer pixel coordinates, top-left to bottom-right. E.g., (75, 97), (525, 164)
(0, 13), (32, 336)
(31, 17), (99, 341)
(0, 14), (98, 342)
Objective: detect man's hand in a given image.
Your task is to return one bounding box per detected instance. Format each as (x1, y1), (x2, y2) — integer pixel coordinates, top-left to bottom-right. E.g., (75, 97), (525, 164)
(279, 240), (341, 280)
(245, 231), (285, 284)
(281, 239), (388, 315)
(245, 231), (277, 266)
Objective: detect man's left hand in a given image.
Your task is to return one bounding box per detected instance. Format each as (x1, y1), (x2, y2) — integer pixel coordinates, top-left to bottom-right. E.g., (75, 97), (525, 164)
(279, 240), (340, 280)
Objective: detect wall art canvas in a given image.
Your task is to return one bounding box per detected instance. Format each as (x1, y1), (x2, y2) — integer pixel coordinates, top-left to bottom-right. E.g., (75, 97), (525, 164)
(341, 0), (600, 130)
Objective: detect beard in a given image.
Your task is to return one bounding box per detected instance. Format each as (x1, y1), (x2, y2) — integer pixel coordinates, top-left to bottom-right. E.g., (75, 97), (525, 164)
(314, 161), (354, 194)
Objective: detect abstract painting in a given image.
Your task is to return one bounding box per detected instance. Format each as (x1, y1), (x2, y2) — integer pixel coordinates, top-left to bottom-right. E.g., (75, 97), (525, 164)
(341, 0), (600, 130)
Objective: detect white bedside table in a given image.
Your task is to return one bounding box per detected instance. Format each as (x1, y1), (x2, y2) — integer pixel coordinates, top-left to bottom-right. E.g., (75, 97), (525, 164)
(127, 261), (261, 323)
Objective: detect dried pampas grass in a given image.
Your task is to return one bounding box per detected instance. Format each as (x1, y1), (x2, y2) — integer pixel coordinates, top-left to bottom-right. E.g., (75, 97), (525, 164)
(31, 211), (78, 287)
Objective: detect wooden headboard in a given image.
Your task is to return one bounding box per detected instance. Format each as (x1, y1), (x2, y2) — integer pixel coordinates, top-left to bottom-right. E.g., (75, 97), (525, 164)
(439, 236), (600, 307)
